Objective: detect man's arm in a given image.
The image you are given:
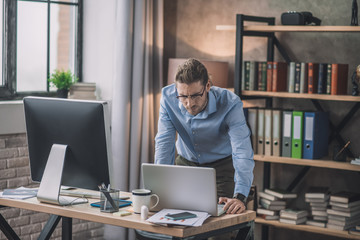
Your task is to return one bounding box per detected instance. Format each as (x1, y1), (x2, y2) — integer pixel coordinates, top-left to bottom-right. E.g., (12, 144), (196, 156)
(221, 100), (254, 213)
(154, 97), (177, 165)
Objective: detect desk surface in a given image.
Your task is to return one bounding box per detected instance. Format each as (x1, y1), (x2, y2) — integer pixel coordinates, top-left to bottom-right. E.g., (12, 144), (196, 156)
(0, 192), (256, 238)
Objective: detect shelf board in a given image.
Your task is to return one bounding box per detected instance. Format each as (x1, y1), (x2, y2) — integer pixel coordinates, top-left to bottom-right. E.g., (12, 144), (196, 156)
(255, 217), (360, 239)
(254, 155), (360, 172)
(216, 25), (360, 32)
(241, 90), (360, 102)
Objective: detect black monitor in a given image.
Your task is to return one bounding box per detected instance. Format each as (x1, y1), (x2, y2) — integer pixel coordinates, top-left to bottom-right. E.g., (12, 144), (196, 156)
(23, 97), (112, 205)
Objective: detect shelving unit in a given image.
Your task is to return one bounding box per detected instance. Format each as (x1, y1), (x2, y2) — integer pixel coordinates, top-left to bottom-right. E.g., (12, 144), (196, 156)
(255, 217), (360, 239)
(234, 14), (360, 240)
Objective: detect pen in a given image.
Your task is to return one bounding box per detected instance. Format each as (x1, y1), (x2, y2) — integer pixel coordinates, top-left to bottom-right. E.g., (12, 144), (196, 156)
(335, 141), (350, 160)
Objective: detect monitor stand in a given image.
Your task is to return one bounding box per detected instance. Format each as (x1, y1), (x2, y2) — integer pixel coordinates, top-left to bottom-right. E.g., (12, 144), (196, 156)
(37, 144), (88, 206)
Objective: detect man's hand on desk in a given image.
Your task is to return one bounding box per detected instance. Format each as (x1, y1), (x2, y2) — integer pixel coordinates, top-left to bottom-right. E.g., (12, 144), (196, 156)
(218, 197), (246, 214)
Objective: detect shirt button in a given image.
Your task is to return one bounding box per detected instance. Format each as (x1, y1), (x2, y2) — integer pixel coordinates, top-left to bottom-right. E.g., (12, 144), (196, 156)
(195, 143), (198, 146)
(192, 131), (195, 134)
(198, 154), (201, 157)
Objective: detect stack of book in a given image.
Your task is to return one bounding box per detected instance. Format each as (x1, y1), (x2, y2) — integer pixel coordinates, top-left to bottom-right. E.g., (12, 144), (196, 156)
(349, 225), (360, 236)
(279, 209), (308, 225)
(69, 82), (97, 100)
(256, 188), (296, 220)
(326, 191), (360, 230)
(304, 186), (330, 228)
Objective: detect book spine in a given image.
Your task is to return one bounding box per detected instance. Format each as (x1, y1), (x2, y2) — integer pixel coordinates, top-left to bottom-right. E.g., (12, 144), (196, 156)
(331, 64), (338, 95)
(299, 62), (308, 93)
(262, 62), (267, 91)
(317, 63), (327, 94)
(308, 63), (314, 94)
(258, 62), (263, 91)
(245, 61), (250, 90)
(294, 63), (301, 93)
(326, 64), (332, 94)
(288, 62), (295, 93)
(267, 61), (273, 92)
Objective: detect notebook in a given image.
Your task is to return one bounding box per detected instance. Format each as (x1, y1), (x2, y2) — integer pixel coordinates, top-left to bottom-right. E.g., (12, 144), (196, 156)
(141, 163), (225, 216)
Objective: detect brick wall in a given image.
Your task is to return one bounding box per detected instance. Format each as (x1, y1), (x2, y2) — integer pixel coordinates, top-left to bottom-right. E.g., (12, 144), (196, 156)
(0, 133), (105, 240)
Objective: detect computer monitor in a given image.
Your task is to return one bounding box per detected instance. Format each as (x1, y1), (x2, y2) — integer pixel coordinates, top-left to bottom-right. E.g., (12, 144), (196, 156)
(23, 96), (113, 205)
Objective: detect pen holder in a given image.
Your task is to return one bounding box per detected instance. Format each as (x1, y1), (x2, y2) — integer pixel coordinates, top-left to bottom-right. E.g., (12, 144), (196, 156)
(100, 189), (120, 213)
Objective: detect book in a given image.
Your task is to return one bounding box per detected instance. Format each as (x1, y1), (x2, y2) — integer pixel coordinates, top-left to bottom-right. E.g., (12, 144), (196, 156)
(331, 63), (349, 95)
(313, 215), (328, 221)
(305, 186), (330, 200)
(280, 209), (308, 220)
(264, 188), (297, 199)
(326, 64), (332, 94)
(357, 225), (360, 230)
(279, 216), (307, 225)
(317, 63), (327, 94)
(330, 199), (360, 208)
(299, 62), (308, 93)
(257, 208), (278, 216)
(331, 204), (360, 213)
(266, 61), (273, 92)
(311, 210), (328, 217)
(258, 214), (280, 220)
(244, 61), (250, 90)
(288, 62), (295, 93)
(259, 198), (286, 206)
(349, 227), (360, 236)
(327, 208), (360, 217)
(310, 202), (328, 208)
(257, 62), (267, 91)
(327, 223), (349, 230)
(258, 191), (279, 201)
(306, 197), (328, 203)
(294, 62), (301, 93)
(307, 63), (319, 94)
(306, 219), (326, 228)
(249, 61), (258, 90)
(330, 191), (360, 204)
(272, 62), (287, 92)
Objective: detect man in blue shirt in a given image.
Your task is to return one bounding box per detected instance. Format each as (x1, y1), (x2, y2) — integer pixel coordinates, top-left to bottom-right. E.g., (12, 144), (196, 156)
(155, 58), (254, 214)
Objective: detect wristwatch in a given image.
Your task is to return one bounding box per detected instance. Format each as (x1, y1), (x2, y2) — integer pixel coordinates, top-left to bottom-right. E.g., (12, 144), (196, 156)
(233, 193), (247, 204)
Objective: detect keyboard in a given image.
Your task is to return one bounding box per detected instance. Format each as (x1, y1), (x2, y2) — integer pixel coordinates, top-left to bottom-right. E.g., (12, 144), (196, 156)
(58, 196), (88, 206)
(60, 189), (100, 199)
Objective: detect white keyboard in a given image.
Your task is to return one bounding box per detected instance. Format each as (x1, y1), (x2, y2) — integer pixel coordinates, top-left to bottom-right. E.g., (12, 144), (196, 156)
(60, 189), (100, 199)
(58, 196), (88, 205)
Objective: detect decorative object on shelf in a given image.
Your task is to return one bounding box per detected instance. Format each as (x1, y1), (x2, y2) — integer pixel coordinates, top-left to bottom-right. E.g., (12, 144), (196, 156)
(48, 69), (78, 98)
(351, 64), (360, 96)
(333, 140), (350, 162)
(351, 0), (358, 26)
(281, 11), (321, 26)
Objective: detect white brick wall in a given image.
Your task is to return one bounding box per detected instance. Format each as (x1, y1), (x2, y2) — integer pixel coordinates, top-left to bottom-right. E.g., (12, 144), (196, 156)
(0, 133), (105, 240)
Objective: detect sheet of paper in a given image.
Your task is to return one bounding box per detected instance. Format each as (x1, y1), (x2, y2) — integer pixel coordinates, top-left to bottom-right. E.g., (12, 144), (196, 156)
(147, 209), (210, 227)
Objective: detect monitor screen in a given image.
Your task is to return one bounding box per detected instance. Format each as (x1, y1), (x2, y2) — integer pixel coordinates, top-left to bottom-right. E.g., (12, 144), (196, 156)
(23, 97), (112, 191)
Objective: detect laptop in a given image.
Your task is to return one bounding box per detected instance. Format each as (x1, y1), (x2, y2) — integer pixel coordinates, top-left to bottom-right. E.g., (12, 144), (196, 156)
(141, 163), (225, 216)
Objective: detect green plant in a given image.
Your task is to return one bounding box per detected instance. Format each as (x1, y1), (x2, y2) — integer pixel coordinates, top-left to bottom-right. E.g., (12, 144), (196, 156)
(48, 69), (78, 90)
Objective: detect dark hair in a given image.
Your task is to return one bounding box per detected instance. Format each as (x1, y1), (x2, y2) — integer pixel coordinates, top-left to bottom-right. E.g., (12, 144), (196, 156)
(175, 58), (208, 86)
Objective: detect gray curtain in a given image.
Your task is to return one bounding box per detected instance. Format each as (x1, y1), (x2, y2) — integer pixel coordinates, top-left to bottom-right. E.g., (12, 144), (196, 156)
(105, 0), (163, 239)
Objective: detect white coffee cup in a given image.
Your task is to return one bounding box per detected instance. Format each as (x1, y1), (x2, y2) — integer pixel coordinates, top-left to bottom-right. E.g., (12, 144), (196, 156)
(131, 189), (159, 214)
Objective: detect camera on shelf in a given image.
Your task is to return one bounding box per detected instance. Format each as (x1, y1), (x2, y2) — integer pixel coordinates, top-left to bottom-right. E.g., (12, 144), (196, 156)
(281, 11), (321, 26)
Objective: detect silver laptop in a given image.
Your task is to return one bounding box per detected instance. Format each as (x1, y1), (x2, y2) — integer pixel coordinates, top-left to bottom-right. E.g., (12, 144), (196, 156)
(142, 163), (225, 216)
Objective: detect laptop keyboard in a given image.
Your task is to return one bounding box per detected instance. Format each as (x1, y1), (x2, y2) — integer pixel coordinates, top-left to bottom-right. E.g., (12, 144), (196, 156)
(217, 204), (226, 216)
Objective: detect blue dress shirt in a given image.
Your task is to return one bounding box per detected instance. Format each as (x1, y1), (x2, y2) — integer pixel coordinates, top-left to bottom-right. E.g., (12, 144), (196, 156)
(155, 84), (254, 197)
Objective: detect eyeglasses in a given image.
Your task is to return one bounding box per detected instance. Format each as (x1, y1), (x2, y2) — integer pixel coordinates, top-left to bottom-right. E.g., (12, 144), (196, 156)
(176, 86), (206, 101)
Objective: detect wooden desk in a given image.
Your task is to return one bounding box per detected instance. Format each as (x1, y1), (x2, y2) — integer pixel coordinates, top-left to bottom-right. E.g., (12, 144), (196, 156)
(0, 193), (256, 240)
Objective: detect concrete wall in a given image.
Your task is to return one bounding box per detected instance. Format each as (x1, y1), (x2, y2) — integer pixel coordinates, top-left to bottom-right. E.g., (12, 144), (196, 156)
(164, 1), (360, 239)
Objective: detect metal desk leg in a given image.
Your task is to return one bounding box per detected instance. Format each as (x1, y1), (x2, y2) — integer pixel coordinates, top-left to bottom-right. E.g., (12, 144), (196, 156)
(0, 213), (20, 240)
(235, 220), (254, 240)
(62, 217), (72, 240)
(38, 215), (62, 240)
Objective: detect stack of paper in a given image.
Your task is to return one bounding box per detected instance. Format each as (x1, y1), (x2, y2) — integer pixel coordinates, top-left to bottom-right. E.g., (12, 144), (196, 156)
(0, 187), (38, 200)
(147, 209), (210, 227)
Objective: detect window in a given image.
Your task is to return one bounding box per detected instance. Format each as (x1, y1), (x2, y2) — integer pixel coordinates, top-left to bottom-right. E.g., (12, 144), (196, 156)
(0, 0), (83, 100)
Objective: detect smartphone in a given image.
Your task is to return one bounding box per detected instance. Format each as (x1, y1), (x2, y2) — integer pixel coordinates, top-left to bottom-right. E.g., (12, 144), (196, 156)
(164, 212), (197, 220)
(90, 200), (132, 208)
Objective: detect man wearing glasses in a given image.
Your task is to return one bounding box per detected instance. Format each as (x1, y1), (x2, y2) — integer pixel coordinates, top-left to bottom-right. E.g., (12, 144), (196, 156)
(155, 58), (254, 215)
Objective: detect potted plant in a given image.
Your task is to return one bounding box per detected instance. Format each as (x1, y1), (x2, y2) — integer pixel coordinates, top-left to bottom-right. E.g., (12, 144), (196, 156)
(48, 69), (78, 98)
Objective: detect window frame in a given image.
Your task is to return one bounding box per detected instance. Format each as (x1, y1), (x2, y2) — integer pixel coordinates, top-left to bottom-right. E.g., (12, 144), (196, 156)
(0, 0), (83, 100)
